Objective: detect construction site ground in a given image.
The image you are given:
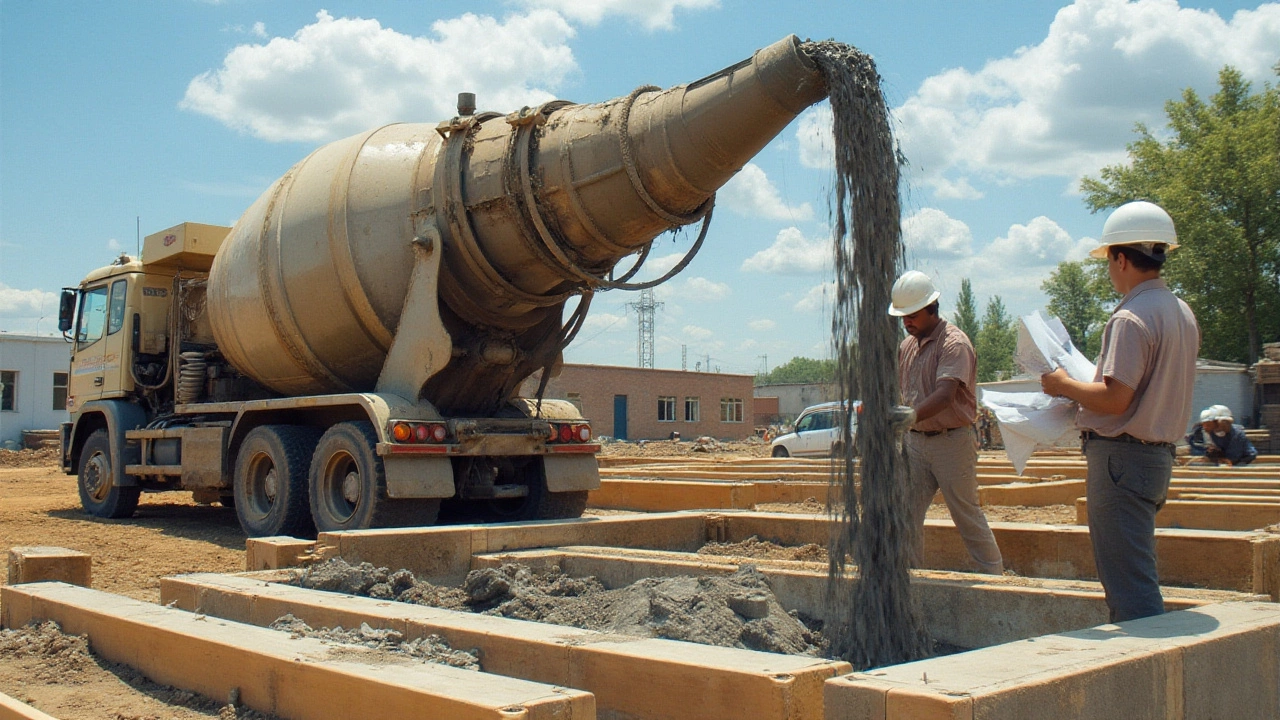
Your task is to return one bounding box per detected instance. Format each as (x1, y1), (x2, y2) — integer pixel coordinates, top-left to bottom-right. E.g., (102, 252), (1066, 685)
(4, 443), (1275, 719)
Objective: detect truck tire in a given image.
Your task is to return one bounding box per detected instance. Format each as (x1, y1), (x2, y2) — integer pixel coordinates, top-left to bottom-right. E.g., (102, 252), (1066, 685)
(485, 460), (587, 522)
(310, 421), (440, 532)
(77, 429), (141, 519)
(234, 425), (321, 538)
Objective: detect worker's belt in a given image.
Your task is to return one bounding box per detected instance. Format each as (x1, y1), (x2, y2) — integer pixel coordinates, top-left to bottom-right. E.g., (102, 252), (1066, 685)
(1081, 430), (1174, 449)
(909, 427), (965, 437)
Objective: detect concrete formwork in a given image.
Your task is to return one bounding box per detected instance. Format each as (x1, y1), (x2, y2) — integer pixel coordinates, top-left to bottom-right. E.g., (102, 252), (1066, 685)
(1, 582), (596, 720)
(6, 509), (1279, 719)
(825, 601), (1280, 720)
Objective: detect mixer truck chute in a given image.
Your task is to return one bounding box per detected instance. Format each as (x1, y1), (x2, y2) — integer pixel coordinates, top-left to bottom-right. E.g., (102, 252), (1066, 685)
(57, 35), (830, 537)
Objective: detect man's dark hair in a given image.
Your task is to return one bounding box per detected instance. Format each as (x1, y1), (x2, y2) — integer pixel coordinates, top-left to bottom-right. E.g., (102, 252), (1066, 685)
(1109, 245), (1164, 271)
(924, 301), (940, 316)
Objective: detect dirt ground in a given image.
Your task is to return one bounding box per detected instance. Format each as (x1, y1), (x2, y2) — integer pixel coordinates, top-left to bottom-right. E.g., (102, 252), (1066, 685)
(0, 446), (1070, 717)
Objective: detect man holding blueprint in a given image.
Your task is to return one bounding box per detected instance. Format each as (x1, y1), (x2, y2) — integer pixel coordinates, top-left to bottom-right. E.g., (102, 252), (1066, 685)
(1040, 201), (1199, 623)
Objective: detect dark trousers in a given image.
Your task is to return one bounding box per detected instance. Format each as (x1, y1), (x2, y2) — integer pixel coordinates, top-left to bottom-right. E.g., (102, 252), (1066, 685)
(1084, 435), (1174, 623)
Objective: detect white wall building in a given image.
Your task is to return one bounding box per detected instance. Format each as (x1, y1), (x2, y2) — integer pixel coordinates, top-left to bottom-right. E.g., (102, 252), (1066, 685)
(0, 334), (71, 448)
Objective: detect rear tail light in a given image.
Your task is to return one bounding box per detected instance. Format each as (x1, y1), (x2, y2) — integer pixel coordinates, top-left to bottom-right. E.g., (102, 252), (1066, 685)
(392, 422), (413, 442)
(558, 424), (574, 443)
(390, 421), (449, 443)
(575, 424), (591, 442)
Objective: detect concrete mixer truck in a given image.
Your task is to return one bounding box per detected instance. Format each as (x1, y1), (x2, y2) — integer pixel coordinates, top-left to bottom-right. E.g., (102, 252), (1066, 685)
(56, 35), (829, 538)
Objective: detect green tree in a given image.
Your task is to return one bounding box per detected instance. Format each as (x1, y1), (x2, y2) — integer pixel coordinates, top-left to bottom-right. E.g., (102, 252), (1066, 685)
(976, 296), (1017, 382)
(1040, 260), (1113, 358)
(1080, 66), (1280, 363)
(757, 356), (837, 385)
(952, 278), (980, 342)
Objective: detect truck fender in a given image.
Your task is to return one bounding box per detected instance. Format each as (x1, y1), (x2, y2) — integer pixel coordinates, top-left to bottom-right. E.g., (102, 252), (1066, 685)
(71, 400), (147, 487)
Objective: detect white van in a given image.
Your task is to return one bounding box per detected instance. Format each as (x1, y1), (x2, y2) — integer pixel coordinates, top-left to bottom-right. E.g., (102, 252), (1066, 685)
(769, 400), (859, 458)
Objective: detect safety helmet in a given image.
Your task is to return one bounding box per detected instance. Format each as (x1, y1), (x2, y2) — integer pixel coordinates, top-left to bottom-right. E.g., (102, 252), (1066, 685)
(1199, 407), (1217, 424)
(887, 270), (941, 317)
(1089, 201), (1179, 260)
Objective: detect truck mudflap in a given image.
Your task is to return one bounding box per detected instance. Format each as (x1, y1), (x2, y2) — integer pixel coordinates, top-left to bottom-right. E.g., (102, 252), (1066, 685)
(383, 455), (455, 499)
(543, 454), (601, 492)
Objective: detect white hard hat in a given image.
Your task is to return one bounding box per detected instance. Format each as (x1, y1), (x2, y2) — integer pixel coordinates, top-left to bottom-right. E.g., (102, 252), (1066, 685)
(1089, 201), (1179, 260)
(887, 270), (941, 317)
(1199, 407), (1217, 424)
(1213, 404), (1234, 422)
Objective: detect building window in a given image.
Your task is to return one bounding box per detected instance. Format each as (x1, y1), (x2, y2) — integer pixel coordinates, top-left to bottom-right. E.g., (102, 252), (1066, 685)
(684, 397), (700, 422)
(658, 396), (676, 422)
(566, 392), (583, 413)
(53, 372), (68, 411)
(0, 370), (15, 412)
(720, 397), (743, 423)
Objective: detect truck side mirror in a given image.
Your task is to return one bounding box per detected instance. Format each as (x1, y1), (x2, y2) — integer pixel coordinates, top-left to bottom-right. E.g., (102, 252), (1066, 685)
(57, 289), (77, 333)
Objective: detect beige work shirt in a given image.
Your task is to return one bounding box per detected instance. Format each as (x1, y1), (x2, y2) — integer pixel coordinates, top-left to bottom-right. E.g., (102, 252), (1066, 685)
(899, 319), (977, 432)
(1076, 278), (1200, 444)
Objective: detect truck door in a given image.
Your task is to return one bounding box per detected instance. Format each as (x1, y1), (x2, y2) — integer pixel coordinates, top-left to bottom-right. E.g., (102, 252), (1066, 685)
(99, 278), (131, 395)
(69, 283), (110, 408)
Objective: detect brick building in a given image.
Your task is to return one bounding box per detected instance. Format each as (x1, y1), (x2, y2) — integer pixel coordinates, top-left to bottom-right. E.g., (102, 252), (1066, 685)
(520, 364), (754, 441)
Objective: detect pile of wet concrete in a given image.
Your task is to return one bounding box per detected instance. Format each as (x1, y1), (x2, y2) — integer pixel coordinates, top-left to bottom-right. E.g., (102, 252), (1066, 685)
(286, 558), (827, 656)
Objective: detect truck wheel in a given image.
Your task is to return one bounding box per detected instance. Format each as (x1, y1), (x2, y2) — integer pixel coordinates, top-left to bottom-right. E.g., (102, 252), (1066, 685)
(77, 429), (141, 519)
(310, 421), (440, 532)
(485, 460), (587, 522)
(234, 425), (320, 538)
(772, 446), (790, 458)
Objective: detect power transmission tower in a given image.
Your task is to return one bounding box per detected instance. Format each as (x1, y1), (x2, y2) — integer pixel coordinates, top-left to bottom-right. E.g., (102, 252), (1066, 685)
(627, 288), (662, 368)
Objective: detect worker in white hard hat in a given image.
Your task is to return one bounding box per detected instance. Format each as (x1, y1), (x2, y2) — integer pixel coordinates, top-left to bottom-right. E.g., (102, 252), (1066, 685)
(890, 270), (1003, 575)
(1041, 200), (1200, 622)
(1187, 405), (1257, 466)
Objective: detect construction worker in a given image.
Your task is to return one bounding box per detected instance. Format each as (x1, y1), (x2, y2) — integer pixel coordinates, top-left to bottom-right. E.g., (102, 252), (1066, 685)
(1187, 405), (1257, 466)
(1041, 200), (1199, 623)
(890, 270), (1004, 575)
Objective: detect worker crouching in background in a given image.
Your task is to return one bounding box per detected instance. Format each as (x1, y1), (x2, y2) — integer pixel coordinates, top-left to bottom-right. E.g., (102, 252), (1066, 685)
(891, 270), (1004, 576)
(1187, 405), (1257, 467)
(1041, 201), (1200, 623)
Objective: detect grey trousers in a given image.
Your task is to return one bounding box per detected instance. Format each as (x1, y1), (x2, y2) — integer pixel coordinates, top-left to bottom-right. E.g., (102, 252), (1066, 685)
(1084, 435), (1174, 623)
(906, 427), (1004, 575)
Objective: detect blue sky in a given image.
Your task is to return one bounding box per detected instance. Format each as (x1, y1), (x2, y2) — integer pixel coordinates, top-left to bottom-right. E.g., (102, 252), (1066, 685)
(3, 0), (1278, 375)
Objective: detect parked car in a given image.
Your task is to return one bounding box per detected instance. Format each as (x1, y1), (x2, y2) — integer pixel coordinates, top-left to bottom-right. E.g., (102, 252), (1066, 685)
(769, 401), (860, 458)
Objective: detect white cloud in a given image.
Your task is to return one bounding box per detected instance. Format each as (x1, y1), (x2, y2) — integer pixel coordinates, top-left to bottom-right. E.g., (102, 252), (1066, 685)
(902, 208), (973, 259)
(680, 276), (731, 302)
(578, 311), (629, 334)
(0, 284), (58, 317)
(718, 163), (813, 221)
(515, 0), (718, 30)
(901, 209), (1101, 319)
(796, 104), (833, 170)
(183, 10), (577, 142)
(894, 0), (1280, 194)
(985, 216), (1076, 267)
(682, 324), (714, 340)
(748, 318), (776, 332)
(741, 227), (830, 275)
(794, 281), (834, 313)
(928, 176), (984, 200)
(107, 238), (124, 253)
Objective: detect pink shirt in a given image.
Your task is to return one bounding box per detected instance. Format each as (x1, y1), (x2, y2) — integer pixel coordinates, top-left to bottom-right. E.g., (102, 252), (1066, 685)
(1076, 278), (1200, 443)
(899, 319), (977, 432)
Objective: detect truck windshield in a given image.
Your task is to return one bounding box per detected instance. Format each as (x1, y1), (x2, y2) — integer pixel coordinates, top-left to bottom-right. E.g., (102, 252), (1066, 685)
(77, 285), (109, 347)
